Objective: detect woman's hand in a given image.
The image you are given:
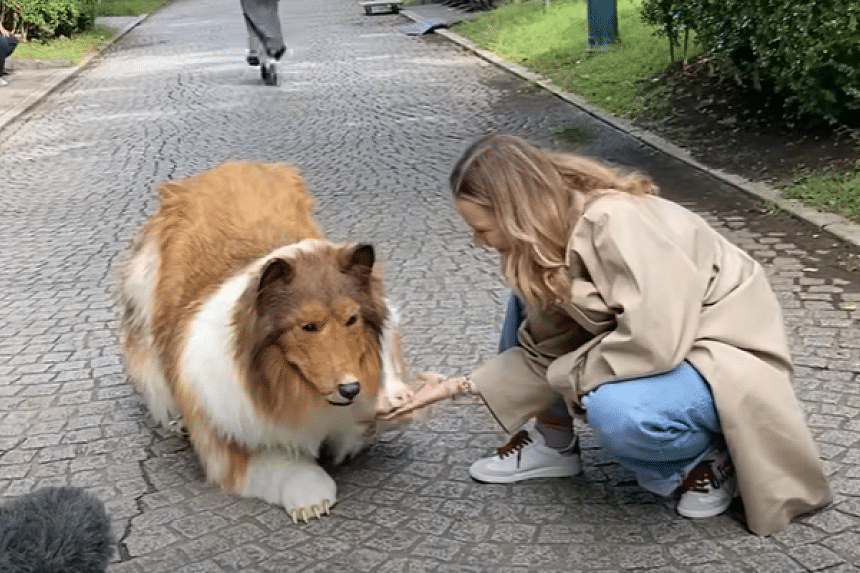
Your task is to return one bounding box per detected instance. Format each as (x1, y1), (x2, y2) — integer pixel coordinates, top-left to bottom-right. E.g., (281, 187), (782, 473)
(377, 372), (478, 420)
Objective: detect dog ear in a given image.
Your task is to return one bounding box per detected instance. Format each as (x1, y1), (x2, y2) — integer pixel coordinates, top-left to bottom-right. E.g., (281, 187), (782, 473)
(342, 244), (374, 271)
(157, 181), (184, 201)
(340, 244), (375, 286)
(259, 258), (294, 291)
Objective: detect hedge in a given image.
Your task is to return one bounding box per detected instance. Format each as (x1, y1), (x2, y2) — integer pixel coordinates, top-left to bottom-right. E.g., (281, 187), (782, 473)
(642, 0), (860, 123)
(1, 0), (95, 39)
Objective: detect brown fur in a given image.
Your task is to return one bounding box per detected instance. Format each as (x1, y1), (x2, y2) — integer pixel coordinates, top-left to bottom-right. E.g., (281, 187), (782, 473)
(173, 381), (250, 491)
(146, 162), (325, 393)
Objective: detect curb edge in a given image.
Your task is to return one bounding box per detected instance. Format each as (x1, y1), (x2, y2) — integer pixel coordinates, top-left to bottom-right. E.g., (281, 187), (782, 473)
(0, 14), (149, 135)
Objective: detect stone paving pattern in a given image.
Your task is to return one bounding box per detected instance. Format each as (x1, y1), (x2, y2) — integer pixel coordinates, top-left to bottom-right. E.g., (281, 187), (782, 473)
(1, 0), (859, 571)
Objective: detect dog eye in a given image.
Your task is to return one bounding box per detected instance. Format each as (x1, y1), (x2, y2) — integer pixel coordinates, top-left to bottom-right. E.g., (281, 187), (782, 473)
(345, 315), (358, 326)
(301, 323), (319, 332)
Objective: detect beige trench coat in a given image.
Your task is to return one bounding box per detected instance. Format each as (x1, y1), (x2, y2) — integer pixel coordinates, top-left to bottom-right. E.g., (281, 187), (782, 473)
(472, 192), (832, 535)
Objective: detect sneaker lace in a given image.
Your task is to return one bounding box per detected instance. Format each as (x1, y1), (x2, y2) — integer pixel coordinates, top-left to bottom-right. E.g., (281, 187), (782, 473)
(680, 461), (717, 493)
(496, 430), (532, 458)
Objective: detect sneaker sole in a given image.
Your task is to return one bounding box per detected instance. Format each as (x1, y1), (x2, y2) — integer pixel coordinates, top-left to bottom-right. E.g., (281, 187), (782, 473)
(677, 487), (736, 519)
(676, 499), (732, 519)
(469, 462), (582, 484)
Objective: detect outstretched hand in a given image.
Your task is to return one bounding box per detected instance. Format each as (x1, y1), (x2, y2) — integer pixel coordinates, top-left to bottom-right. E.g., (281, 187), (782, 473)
(377, 372), (477, 420)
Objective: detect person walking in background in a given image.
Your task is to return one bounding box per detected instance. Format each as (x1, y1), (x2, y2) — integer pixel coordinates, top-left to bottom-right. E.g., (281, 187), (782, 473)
(240, 0), (285, 86)
(382, 133), (832, 535)
(0, 19), (19, 87)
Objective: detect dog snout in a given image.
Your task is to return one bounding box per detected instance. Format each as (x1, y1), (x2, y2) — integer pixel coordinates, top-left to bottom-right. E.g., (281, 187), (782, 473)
(337, 382), (360, 401)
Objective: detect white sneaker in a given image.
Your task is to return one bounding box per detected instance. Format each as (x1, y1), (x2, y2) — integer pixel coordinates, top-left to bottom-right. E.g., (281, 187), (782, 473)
(469, 423), (582, 484)
(677, 446), (737, 519)
(0, 78), (8, 87)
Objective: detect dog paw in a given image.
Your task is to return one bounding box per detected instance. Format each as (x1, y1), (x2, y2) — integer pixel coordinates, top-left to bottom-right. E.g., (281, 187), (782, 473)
(376, 377), (415, 415)
(244, 453), (337, 523)
(279, 465), (337, 523)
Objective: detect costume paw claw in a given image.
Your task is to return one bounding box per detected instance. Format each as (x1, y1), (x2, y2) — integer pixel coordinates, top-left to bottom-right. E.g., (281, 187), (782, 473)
(375, 377), (415, 416)
(288, 500), (331, 523)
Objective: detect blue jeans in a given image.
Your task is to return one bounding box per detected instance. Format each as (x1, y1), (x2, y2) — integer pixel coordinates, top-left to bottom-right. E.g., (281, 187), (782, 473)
(1, 34), (18, 76)
(500, 293), (721, 496)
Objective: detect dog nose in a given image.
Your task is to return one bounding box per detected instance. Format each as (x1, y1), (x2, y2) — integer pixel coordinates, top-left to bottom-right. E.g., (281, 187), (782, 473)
(338, 382), (360, 401)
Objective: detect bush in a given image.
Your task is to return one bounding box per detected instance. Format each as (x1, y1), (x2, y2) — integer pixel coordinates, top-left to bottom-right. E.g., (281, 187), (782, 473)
(1, 0), (96, 39)
(748, 2), (860, 122)
(639, 0), (697, 61)
(641, 0), (860, 123)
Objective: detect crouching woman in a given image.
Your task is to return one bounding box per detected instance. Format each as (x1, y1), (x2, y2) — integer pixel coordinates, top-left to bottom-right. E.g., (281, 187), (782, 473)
(384, 134), (831, 535)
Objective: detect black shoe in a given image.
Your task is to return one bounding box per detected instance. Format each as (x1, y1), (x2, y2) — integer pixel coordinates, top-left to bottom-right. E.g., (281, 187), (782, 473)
(247, 53), (259, 66)
(271, 46), (286, 61)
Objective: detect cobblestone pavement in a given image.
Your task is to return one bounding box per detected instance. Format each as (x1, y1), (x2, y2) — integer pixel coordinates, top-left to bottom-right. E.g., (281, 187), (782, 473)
(1, 0), (859, 571)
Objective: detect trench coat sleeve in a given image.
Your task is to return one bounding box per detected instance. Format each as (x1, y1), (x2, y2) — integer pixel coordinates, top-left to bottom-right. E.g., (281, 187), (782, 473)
(545, 198), (709, 394)
(471, 348), (560, 433)
(471, 305), (594, 433)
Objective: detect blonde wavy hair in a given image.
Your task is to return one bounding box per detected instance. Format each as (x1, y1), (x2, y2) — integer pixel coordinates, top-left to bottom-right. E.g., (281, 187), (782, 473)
(450, 134), (657, 305)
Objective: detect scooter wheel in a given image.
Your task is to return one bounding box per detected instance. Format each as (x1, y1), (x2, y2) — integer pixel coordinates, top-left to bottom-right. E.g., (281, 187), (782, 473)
(264, 63), (279, 86)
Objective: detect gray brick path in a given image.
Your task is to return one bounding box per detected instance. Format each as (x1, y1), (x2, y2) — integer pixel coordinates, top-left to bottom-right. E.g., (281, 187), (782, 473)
(1, 0), (859, 571)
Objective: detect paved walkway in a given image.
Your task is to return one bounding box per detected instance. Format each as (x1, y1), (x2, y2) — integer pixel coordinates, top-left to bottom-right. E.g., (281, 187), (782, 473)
(1, 1), (859, 571)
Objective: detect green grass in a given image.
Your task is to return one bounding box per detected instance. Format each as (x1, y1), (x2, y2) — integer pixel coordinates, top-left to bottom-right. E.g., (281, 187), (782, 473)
(785, 163), (860, 223)
(13, 24), (117, 64)
(96, 0), (168, 17)
(12, 0), (169, 63)
(453, 0), (859, 222)
(452, 0), (696, 117)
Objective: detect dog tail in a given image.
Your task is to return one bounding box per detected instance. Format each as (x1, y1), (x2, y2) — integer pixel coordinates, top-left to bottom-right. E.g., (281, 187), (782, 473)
(0, 486), (115, 573)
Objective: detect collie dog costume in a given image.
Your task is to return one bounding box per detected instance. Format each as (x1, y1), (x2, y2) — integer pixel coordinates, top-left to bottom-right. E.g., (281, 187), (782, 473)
(116, 162), (412, 522)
